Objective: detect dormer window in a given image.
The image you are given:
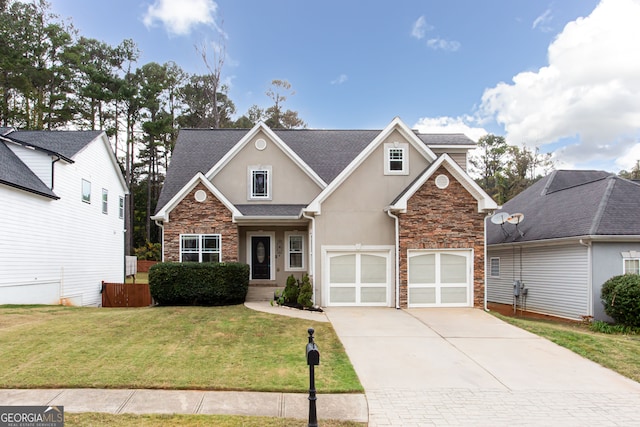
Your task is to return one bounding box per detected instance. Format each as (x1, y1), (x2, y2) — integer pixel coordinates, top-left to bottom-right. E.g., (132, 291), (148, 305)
(248, 165), (272, 200)
(384, 142), (408, 175)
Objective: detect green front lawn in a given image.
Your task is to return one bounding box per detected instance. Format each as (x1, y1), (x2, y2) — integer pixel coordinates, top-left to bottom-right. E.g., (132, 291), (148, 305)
(495, 314), (640, 383)
(0, 305), (362, 393)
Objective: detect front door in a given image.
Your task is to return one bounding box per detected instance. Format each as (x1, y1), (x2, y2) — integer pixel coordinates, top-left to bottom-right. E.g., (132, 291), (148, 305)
(251, 236), (271, 280)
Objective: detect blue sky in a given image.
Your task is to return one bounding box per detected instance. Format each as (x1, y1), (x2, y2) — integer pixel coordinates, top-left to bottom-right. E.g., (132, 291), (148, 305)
(49, 0), (640, 174)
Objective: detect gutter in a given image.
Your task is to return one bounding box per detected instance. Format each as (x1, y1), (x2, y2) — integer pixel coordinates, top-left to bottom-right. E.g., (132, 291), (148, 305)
(385, 208), (400, 309)
(302, 210), (316, 306)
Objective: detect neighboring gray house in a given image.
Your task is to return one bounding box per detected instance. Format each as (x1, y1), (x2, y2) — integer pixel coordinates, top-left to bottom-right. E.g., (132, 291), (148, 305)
(486, 170), (640, 321)
(152, 118), (497, 308)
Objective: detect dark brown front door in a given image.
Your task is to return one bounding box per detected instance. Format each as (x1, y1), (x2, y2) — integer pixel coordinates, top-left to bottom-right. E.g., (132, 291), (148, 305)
(251, 236), (271, 279)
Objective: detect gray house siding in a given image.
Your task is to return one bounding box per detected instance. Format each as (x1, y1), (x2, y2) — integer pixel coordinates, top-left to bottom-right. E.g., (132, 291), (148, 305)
(488, 243), (589, 320)
(591, 242), (640, 321)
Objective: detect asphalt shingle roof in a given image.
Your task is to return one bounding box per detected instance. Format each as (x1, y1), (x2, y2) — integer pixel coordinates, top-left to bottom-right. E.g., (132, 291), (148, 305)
(4, 130), (101, 160)
(0, 138), (58, 198)
(156, 128), (475, 212)
(487, 170), (640, 245)
(235, 204), (307, 217)
(0, 129), (101, 199)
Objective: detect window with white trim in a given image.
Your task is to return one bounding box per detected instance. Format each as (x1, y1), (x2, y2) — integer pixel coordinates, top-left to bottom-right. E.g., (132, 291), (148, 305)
(248, 165), (272, 200)
(285, 232), (305, 270)
(490, 257), (500, 277)
(102, 189), (108, 214)
(119, 196), (125, 219)
(81, 179), (91, 203)
(180, 234), (221, 263)
(624, 259), (640, 275)
(384, 142), (408, 175)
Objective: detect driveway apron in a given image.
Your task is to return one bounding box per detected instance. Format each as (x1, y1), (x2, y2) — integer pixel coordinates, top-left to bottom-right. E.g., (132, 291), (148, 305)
(325, 307), (640, 427)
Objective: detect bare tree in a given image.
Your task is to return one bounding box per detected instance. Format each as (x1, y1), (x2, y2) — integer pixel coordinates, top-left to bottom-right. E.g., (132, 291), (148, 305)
(195, 34), (225, 128)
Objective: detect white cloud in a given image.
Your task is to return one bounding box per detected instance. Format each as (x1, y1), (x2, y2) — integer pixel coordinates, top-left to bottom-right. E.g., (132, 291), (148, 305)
(532, 8), (554, 32)
(426, 37), (461, 52)
(413, 116), (488, 142)
(411, 16), (432, 39)
(143, 0), (218, 36)
(331, 74), (348, 85)
(479, 0), (640, 171)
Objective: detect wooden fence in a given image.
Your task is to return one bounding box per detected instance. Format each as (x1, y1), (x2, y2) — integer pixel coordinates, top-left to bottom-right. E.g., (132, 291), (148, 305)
(101, 281), (153, 307)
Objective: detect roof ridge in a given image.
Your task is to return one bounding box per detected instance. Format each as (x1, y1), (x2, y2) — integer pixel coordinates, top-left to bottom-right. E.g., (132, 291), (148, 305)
(541, 170), (558, 195)
(589, 176), (616, 235)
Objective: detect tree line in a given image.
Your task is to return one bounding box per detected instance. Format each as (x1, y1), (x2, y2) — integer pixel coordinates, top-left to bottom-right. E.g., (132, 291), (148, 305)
(0, 0), (305, 255)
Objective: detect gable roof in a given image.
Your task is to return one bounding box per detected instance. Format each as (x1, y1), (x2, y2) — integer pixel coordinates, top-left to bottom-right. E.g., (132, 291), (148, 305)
(389, 154), (497, 213)
(304, 117), (439, 213)
(205, 122), (326, 188)
(156, 119), (476, 213)
(152, 172), (241, 222)
(0, 129), (126, 199)
(3, 130), (103, 162)
(487, 170), (640, 245)
(0, 138), (58, 199)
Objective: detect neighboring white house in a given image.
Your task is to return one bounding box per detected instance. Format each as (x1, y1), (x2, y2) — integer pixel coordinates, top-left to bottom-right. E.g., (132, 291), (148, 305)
(0, 128), (128, 306)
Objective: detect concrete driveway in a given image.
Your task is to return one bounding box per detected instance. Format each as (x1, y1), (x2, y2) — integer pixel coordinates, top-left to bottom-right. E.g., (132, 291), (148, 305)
(325, 307), (640, 426)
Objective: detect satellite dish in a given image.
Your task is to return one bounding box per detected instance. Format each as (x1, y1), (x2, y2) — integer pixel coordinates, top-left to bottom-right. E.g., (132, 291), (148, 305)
(507, 213), (525, 224)
(491, 212), (510, 225)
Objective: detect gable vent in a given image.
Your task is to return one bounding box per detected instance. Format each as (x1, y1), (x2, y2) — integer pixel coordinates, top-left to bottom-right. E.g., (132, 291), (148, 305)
(194, 189), (207, 202)
(435, 174), (450, 189)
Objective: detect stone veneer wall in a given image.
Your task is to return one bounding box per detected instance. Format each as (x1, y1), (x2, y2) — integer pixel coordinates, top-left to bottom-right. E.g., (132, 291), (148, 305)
(398, 167), (486, 308)
(163, 183), (238, 262)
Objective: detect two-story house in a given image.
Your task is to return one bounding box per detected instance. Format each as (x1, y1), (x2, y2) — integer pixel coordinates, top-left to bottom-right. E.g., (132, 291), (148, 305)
(152, 117), (497, 308)
(0, 128), (128, 306)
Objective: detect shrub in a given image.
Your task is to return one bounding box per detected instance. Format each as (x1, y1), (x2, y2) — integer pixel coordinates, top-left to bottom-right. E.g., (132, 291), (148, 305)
(601, 274), (640, 327)
(276, 274), (313, 308)
(134, 241), (162, 261)
(149, 262), (249, 306)
(283, 274), (299, 303)
(297, 274), (313, 308)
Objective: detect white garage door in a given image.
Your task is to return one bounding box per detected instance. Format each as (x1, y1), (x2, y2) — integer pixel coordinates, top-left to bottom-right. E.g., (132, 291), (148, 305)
(327, 251), (390, 306)
(408, 250), (473, 307)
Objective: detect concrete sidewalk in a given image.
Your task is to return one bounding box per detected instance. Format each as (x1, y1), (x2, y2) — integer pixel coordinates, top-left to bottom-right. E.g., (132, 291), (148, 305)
(0, 388), (368, 422)
(325, 307), (640, 426)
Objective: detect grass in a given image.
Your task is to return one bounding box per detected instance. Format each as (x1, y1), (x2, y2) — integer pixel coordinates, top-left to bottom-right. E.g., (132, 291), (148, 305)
(0, 305), (362, 393)
(65, 413), (365, 426)
(494, 313), (640, 383)
(125, 272), (149, 284)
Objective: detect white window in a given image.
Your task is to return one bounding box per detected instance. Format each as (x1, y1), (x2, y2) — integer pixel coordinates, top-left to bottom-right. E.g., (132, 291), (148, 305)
(621, 251), (640, 275)
(82, 179), (91, 203)
(384, 142), (408, 175)
(180, 234), (221, 263)
(490, 257), (500, 277)
(248, 165), (272, 200)
(102, 189), (108, 214)
(285, 232), (305, 271)
(119, 196), (125, 219)
(624, 259), (640, 275)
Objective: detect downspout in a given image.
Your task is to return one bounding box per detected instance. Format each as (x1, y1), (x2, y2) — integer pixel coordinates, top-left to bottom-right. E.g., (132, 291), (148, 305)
(154, 220), (165, 262)
(580, 239), (593, 317)
(386, 208), (400, 309)
(302, 211), (316, 306)
(484, 212), (491, 312)
(51, 155), (61, 190)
